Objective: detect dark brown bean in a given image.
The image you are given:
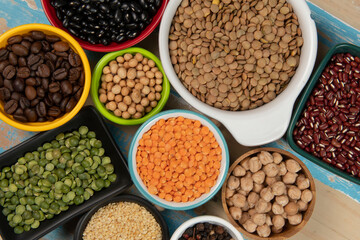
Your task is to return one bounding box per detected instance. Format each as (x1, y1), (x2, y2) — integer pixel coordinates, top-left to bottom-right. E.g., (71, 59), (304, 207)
(60, 97), (69, 112)
(4, 99), (18, 114)
(69, 68), (80, 82)
(8, 52), (18, 65)
(25, 77), (36, 86)
(25, 85), (37, 100)
(19, 97), (30, 109)
(31, 31), (45, 40)
(45, 35), (61, 43)
(27, 54), (44, 70)
(0, 60), (10, 72)
(17, 67), (30, 79)
(0, 48), (9, 61)
(51, 92), (62, 105)
(30, 41), (42, 54)
(0, 87), (11, 101)
(2, 65), (16, 79)
(12, 78), (25, 92)
(37, 64), (51, 78)
(53, 41), (70, 52)
(61, 80), (73, 95)
(53, 68), (68, 80)
(48, 106), (61, 117)
(7, 35), (22, 45)
(65, 97), (77, 112)
(36, 87), (46, 98)
(68, 52), (81, 67)
(49, 82), (60, 93)
(30, 98), (39, 107)
(12, 44), (29, 57)
(35, 101), (46, 117)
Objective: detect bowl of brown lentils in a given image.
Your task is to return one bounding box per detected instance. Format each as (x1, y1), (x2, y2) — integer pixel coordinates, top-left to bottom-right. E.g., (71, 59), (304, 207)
(91, 47), (170, 125)
(159, 0), (318, 146)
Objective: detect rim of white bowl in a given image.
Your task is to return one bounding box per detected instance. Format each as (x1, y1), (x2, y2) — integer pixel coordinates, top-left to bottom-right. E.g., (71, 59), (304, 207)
(128, 109), (229, 210)
(170, 215), (244, 240)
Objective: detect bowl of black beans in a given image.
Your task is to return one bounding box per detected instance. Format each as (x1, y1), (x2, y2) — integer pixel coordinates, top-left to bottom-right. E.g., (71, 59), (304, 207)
(171, 215), (244, 240)
(41, 0), (169, 52)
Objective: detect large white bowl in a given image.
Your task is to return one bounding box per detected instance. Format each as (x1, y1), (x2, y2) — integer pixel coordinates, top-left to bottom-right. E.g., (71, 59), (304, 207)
(128, 109), (229, 210)
(159, 0), (317, 146)
(171, 215), (244, 240)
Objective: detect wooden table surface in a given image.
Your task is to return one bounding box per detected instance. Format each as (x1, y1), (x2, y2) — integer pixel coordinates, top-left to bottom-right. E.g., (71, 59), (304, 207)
(0, 1), (360, 240)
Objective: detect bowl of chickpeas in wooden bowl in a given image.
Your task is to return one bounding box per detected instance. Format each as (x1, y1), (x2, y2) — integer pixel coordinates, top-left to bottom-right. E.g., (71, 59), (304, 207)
(91, 47), (170, 125)
(128, 109), (230, 210)
(221, 148), (316, 240)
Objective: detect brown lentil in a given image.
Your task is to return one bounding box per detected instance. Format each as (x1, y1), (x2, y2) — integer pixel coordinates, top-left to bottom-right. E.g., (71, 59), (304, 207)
(83, 201), (162, 240)
(170, 0), (303, 111)
(99, 53), (163, 119)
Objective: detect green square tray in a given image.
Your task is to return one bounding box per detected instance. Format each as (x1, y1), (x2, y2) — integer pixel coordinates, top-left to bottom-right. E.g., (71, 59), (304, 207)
(286, 43), (360, 185)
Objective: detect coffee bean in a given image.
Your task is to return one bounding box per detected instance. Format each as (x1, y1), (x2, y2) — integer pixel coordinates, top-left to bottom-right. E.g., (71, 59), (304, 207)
(13, 78), (25, 92)
(27, 54), (44, 70)
(14, 114), (27, 122)
(37, 87), (46, 98)
(2, 65), (16, 79)
(45, 60), (55, 72)
(30, 98), (39, 107)
(42, 78), (49, 90)
(18, 57), (27, 67)
(17, 67), (30, 79)
(48, 106), (61, 117)
(11, 92), (21, 101)
(37, 64), (51, 78)
(79, 71), (85, 86)
(45, 35), (61, 43)
(51, 92), (62, 105)
(0, 60), (10, 72)
(53, 41), (70, 52)
(4, 99), (18, 114)
(25, 77), (36, 86)
(55, 56), (64, 69)
(14, 107), (23, 116)
(44, 95), (53, 106)
(12, 44), (29, 57)
(20, 41), (32, 50)
(25, 108), (38, 122)
(36, 101), (47, 117)
(19, 97), (30, 109)
(49, 82), (60, 93)
(25, 85), (37, 100)
(41, 40), (51, 52)
(60, 97), (69, 112)
(65, 97), (77, 112)
(3, 79), (13, 91)
(0, 87), (11, 101)
(68, 68), (80, 82)
(61, 80), (73, 95)
(37, 117), (46, 122)
(44, 52), (57, 62)
(22, 35), (34, 42)
(7, 35), (22, 45)
(68, 52), (81, 67)
(31, 31), (45, 40)
(8, 52), (18, 65)
(53, 68), (68, 80)
(30, 41), (42, 54)
(0, 49), (9, 61)
(74, 86), (83, 100)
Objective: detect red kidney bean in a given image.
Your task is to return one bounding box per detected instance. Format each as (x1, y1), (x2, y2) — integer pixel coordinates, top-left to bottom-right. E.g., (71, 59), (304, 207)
(293, 52), (360, 179)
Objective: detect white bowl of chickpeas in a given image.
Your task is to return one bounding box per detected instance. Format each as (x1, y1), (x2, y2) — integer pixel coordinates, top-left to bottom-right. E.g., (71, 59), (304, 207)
(221, 148), (316, 240)
(91, 47), (171, 125)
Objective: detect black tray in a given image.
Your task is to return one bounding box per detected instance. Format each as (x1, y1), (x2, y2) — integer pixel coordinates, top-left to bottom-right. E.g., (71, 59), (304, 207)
(0, 106), (132, 240)
(73, 194), (170, 240)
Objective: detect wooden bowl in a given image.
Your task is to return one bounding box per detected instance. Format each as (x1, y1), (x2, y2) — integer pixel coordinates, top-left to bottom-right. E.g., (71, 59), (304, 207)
(221, 147), (316, 240)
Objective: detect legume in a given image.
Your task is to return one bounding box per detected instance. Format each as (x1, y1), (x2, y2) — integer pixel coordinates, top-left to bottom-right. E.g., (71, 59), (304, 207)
(169, 0), (303, 111)
(83, 201), (162, 240)
(293, 52), (360, 178)
(0, 126), (116, 234)
(136, 116), (222, 202)
(179, 223), (234, 240)
(99, 53), (163, 119)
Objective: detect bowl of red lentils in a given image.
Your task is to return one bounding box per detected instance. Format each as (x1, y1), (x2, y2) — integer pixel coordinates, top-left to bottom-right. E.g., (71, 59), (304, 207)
(74, 194), (169, 240)
(91, 47), (170, 125)
(128, 109), (230, 210)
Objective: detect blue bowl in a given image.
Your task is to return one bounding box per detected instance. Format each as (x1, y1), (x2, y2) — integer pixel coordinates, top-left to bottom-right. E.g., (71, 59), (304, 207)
(128, 109), (229, 210)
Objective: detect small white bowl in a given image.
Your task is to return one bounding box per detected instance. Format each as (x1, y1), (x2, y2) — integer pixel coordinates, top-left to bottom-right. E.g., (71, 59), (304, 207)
(159, 0), (317, 146)
(171, 215), (244, 240)
(128, 109), (229, 210)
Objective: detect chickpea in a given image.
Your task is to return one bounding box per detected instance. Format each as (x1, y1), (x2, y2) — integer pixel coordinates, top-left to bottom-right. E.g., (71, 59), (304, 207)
(121, 87), (130, 96)
(124, 53), (133, 61)
(149, 79), (156, 87)
(131, 90), (142, 104)
(128, 106), (136, 115)
(113, 75), (121, 84)
(122, 111), (131, 119)
(99, 94), (107, 103)
(135, 83), (144, 90)
(227, 176), (240, 190)
(135, 53), (143, 62)
(155, 78), (163, 85)
(123, 96), (132, 105)
(103, 66), (110, 74)
(136, 104), (145, 113)
(142, 86), (151, 95)
(112, 85), (121, 95)
(106, 101), (116, 111)
(259, 151), (273, 165)
(133, 112), (143, 119)
(155, 93), (161, 101)
(146, 71), (155, 79)
(118, 102), (128, 112)
(118, 68), (127, 79)
(114, 95), (123, 103)
(143, 65), (150, 72)
(107, 92), (115, 101)
(151, 67), (158, 73)
(116, 56), (124, 63)
(229, 207), (242, 221)
(140, 77), (150, 85)
(119, 80), (127, 87)
(137, 70), (145, 78)
(150, 101), (157, 108)
(110, 62), (118, 74)
(127, 68), (137, 80)
(141, 98), (150, 107)
(148, 92), (156, 101)
(114, 109), (122, 117)
(148, 59), (155, 68)
(142, 57), (148, 65)
(155, 71), (163, 79)
(99, 88), (106, 95)
(105, 73), (113, 82)
(145, 106), (153, 113)
(129, 59), (138, 68)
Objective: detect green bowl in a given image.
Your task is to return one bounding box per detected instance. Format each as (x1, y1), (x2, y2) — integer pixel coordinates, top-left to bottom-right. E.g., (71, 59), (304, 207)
(91, 47), (171, 125)
(286, 43), (360, 185)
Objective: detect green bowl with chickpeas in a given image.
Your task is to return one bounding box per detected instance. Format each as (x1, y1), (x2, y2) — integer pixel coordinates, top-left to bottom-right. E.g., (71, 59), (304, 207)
(91, 47), (170, 125)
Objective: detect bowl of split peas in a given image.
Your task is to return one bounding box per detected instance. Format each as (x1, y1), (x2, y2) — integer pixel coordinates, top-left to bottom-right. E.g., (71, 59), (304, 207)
(128, 109), (229, 210)
(91, 47), (170, 125)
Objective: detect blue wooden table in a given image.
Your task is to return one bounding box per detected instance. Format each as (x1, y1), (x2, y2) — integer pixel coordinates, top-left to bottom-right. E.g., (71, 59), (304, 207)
(1, 0), (360, 239)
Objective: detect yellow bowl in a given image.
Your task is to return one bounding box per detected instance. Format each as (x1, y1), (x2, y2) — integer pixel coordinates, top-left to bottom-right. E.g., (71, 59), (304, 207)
(0, 24), (91, 132)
